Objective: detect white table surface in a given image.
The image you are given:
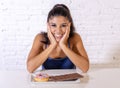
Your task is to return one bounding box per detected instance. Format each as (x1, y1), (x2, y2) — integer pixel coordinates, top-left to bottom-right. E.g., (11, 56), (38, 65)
(0, 67), (120, 88)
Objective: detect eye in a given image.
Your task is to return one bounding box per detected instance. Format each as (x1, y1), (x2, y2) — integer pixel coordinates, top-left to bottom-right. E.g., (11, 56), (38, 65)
(51, 24), (56, 27)
(61, 24), (67, 27)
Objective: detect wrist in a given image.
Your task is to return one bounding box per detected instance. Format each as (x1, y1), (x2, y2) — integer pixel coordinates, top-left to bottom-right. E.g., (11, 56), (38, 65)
(59, 43), (67, 50)
(50, 43), (57, 49)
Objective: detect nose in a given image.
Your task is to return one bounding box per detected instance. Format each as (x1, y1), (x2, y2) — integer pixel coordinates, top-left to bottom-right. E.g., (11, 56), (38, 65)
(56, 27), (62, 33)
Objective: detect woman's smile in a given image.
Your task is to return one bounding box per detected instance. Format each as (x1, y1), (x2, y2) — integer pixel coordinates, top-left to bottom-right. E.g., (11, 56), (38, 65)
(54, 34), (63, 41)
(48, 16), (69, 42)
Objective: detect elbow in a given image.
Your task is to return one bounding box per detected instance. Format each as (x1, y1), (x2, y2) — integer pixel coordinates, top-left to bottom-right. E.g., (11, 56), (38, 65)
(26, 62), (34, 73)
(82, 65), (89, 73)
(83, 61), (90, 73)
(83, 57), (90, 73)
(79, 60), (90, 73)
(27, 67), (34, 73)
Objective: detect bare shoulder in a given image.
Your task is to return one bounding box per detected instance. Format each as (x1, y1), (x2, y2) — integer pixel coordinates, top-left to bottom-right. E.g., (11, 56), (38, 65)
(70, 33), (88, 59)
(28, 33), (45, 57)
(70, 32), (82, 44)
(34, 33), (44, 41)
(32, 33), (45, 48)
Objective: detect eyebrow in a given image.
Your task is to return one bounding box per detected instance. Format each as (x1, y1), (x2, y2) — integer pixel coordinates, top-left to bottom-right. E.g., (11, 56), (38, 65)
(62, 23), (67, 25)
(49, 22), (68, 25)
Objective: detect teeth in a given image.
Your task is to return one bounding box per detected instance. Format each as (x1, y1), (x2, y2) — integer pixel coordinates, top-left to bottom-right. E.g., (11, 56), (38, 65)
(55, 34), (62, 37)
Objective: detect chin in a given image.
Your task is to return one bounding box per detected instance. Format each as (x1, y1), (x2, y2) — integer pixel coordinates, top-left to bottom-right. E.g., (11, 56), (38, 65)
(55, 38), (61, 42)
(56, 40), (60, 42)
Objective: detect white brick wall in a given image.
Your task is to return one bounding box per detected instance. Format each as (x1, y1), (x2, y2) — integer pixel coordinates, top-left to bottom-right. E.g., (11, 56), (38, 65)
(0, 0), (120, 70)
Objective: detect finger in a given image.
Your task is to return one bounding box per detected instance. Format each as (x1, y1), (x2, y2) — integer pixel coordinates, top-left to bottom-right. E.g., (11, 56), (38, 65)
(66, 22), (70, 30)
(47, 23), (53, 36)
(65, 25), (70, 37)
(47, 25), (55, 39)
(47, 23), (51, 39)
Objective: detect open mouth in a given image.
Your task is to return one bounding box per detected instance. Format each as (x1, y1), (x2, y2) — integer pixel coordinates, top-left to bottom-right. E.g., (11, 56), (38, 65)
(54, 34), (63, 41)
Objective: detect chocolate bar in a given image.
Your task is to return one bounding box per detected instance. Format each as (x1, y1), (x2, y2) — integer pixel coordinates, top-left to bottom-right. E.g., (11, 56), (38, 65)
(49, 73), (83, 81)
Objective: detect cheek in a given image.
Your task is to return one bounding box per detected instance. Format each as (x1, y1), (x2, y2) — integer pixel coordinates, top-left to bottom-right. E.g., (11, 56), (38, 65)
(50, 28), (55, 33)
(62, 28), (66, 33)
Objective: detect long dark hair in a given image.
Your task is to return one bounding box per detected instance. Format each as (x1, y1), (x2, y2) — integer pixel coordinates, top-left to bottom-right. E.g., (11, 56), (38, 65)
(41, 4), (75, 44)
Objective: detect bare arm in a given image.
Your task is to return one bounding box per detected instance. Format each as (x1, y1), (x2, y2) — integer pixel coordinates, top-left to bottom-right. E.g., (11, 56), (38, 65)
(26, 34), (56, 73)
(60, 33), (89, 72)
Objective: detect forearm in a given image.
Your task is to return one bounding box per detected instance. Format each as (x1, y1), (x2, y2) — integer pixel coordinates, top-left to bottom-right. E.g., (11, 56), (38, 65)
(27, 45), (55, 73)
(61, 45), (89, 72)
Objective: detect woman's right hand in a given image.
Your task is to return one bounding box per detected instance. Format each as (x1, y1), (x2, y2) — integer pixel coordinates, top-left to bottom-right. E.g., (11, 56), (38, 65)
(47, 23), (57, 48)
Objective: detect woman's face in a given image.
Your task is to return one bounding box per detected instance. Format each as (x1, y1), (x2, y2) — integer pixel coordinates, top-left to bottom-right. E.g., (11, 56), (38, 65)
(48, 16), (70, 42)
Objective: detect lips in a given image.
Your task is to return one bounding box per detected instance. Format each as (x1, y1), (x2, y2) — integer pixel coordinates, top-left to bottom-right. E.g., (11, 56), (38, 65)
(54, 34), (63, 40)
(55, 34), (62, 37)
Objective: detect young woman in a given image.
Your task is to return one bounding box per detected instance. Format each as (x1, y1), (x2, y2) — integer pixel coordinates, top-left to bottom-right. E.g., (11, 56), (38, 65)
(27, 4), (89, 73)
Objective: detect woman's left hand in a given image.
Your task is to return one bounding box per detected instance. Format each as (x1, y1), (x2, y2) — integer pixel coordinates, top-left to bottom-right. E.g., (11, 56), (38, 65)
(59, 23), (70, 48)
